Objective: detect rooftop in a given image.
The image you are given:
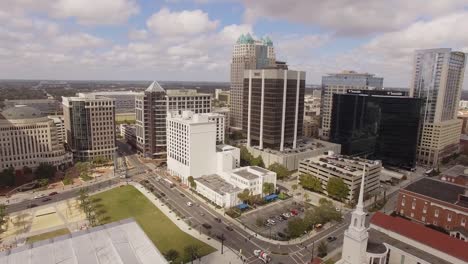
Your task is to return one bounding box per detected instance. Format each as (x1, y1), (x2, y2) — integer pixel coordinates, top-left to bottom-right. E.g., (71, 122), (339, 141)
(0, 218), (168, 264)
(301, 152), (381, 177)
(250, 138), (340, 156)
(0, 105), (44, 120)
(441, 165), (468, 178)
(370, 212), (468, 263)
(196, 174), (241, 195)
(231, 166), (272, 181)
(145, 81), (165, 93)
(404, 178), (467, 208)
(166, 89), (210, 96)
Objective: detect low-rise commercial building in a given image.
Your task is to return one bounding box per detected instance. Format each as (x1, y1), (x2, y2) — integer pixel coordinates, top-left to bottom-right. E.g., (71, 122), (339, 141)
(440, 165), (468, 186)
(247, 138), (341, 171)
(3, 99), (62, 115)
(196, 174), (241, 208)
(396, 178), (468, 233)
(0, 106), (72, 171)
(299, 152), (381, 201)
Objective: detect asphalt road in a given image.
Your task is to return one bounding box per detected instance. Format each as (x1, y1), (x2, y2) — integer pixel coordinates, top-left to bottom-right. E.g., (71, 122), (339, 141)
(5, 178), (120, 214)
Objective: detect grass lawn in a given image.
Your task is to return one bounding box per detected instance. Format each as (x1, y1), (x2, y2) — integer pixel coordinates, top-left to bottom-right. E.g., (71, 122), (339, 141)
(26, 228), (70, 243)
(91, 185), (215, 261)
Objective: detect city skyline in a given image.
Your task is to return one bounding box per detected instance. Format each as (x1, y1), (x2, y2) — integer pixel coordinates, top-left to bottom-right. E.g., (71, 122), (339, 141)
(1, 1), (468, 89)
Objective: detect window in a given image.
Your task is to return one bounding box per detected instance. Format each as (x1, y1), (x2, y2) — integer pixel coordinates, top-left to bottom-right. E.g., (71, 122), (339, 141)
(448, 214), (452, 222)
(411, 201), (416, 210)
(435, 209), (439, 217)
(423, 205), (427, 214)
(462, 218), (466, 227)
(401, 198), (405, 206)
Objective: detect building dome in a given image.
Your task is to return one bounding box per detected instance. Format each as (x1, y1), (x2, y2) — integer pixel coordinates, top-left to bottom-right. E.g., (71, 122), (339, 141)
(1, 105), (44, 120)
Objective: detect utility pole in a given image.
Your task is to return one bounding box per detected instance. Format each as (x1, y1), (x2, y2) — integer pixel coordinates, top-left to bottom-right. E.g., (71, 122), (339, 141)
(310, 240), (315, 262)
(221, 234), (225, 254)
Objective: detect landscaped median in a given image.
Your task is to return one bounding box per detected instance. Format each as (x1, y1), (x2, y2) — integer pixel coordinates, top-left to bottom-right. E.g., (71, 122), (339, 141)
(91, 185), (215, 263)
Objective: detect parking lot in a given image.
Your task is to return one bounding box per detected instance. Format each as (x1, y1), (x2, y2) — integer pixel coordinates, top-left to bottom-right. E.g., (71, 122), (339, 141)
(238, 199), (311, 240)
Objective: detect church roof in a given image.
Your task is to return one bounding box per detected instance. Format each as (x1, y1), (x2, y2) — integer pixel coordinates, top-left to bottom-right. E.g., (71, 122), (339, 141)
(370, 212), (468, 262)
(145, 81), (165, 93)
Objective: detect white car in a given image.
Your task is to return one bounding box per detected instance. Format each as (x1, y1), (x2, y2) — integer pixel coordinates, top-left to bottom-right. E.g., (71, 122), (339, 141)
(34, 194), (46, 199)
(186, 202), (193, 207)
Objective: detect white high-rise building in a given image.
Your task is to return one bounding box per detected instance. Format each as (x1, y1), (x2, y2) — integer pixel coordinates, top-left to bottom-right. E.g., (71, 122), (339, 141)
(63, 94), (116, 161)
(230, 34), (276, 129)
(320, 71), (383, 139)
(166, 111), (225, 184)
(410, 48), (466, 166)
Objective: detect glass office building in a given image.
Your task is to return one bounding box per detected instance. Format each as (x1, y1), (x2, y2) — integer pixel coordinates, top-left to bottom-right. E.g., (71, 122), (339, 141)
(330, 90), (421, 168)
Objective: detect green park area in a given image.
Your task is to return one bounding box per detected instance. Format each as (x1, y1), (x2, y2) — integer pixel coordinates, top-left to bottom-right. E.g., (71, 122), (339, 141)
(91, 185), (215, 262)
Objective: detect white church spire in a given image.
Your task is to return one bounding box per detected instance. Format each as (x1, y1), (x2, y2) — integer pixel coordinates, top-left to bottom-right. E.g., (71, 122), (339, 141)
(356, 165), (366, 213)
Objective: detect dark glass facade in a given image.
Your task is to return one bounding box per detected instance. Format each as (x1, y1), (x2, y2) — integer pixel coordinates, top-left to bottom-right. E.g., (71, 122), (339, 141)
(330, 91), (421, 168)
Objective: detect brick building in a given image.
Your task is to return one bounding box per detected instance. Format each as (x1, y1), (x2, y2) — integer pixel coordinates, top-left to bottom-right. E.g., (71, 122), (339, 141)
(396, 178), (468, 234)
(440, 165), (468, 186)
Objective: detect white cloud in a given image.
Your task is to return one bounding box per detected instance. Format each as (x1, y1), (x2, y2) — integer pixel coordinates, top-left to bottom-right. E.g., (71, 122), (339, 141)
(53, 33), (107, 50)
(128, 29), (148, 40)
(51, 0), (139, 25)
(147, 8), (219, 36)
(242, 0), (468, 35)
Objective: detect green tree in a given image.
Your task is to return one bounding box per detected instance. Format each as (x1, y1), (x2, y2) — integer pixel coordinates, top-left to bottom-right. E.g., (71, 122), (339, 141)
(317, 241), (328, 258)
(299, 174), (323, 193)
(240, 146), (254, 166)
(0, 167), (15, 187)
(262, 182), (275, 196)
(164, 249), (180, 262)
(0, 204), (7, 232)
(287, 218), (306, 238)
(237, 188), (250, 203)
(251, 155), (265, 168)
(188, 176), (197, 190)
(183, 244), (200, 263)
(326, 177), (349, 201)
(35, 163), (56, 179)
(38, 178), (49, 187)
(303, 192), (310, 202)
(93, 156), (108, 166)
(267, 163), (291, 180)
(292, 184), (298, 192)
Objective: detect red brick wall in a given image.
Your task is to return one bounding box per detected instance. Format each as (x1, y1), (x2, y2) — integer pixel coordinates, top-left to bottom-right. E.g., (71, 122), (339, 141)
(395, 190), (468, 231)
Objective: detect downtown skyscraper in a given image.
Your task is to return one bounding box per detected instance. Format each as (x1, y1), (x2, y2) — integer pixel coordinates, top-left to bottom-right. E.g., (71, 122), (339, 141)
(230, 34), (276, 129)
(410, 48), (466, 167)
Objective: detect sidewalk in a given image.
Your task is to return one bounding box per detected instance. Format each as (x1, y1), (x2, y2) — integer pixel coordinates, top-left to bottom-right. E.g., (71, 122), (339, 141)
(131, 183), (244, 264)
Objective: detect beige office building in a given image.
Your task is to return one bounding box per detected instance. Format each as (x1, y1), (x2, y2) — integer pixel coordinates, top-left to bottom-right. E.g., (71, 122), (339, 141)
(410, 49), (466, 167)
(63, 94), (116, 161)
(0, 105), (72, 171)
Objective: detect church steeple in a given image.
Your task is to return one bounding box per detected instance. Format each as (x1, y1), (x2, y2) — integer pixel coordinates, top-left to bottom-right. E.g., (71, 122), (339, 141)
(337, 164), (369, 264)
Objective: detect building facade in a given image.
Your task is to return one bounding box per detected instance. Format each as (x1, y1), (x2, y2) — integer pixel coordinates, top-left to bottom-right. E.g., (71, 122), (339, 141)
(119, 124), (136, 148)
(135, 82), (212, 159)
(0, 106), (72, 171)
(243, 69), (305, 151)
(395, 178), (468, 233)
(320, 71), (383, 139)
(48, 115), (65, 145)
(440, 165), (468, 186)
(62, 94), (116, 161)
(230, 34), (276, 129)
(299, 152), (381, 202)
(410, 48), (466, 167)
(330, 90), (421, 169)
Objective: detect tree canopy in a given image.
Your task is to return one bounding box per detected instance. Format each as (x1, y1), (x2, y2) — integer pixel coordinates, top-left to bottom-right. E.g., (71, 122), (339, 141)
(35, 163), (56, 180)
(0, 167), (15, 187)
(262, 182), (275, 196)
(326, 177), (350, 202)
(299, 173), (323, 193)
(267, 163), (290, 180)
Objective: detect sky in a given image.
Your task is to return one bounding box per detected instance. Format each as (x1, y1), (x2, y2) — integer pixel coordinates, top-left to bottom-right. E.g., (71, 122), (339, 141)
(1, 0), (468, 88)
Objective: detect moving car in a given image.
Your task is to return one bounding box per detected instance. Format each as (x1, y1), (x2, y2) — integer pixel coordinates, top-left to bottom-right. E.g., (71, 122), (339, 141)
(214, 217), (222, 223)
(186, 202), (193, 207)
(327, 236), (337, 242)
(41, 197), (51, 202)
(202, 223), (212, 229)
(226, 226), (234, 231)
(254, 250), (271, 263)
(34, 194), (46, 199)
(48, 192), (58, 196)
(27, 204), (38, 208)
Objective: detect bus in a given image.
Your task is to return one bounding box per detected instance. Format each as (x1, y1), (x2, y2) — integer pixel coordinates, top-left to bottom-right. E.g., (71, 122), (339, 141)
(163, 178), (175, 188)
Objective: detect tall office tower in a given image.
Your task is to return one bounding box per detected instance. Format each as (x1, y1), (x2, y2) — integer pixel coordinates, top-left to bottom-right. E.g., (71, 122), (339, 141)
(243, 69), (305, 151)
(0, 105), (72, 171)
(230, 34), (276, 129)
(330, 90), (421, 169)
(135, 82), (213, 159)
(63, 94), (116, 161)
(320, 71), (383, 139)
(410, 48), (466, 167)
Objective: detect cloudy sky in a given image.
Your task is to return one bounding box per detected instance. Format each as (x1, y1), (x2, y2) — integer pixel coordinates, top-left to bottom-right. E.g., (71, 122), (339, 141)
(1, 0), (468, 88)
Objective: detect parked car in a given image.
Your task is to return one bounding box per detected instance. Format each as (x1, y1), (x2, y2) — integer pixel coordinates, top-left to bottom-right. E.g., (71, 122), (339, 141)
(275, 216), (284, 221)
(202, 223), (212, 229)
(277, 232), (286, 238)
(214, 217), (222, 223)
(160, 192), (166, 197)
(186, 202), (193, 207)
(290, 209), (299, 216)
(27, 204), (38, 208)
(41, 197), (51, 202)
(48, 191), (58, 196)
(226, 226), (234, 231)
(180, 193), (185, 197)
(267, 219), (275, 224)
(327, 236), (337, 242)
(282, 213), (291, 218)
